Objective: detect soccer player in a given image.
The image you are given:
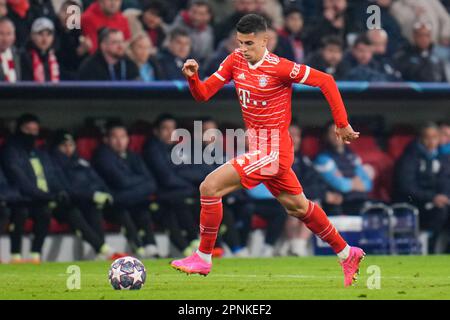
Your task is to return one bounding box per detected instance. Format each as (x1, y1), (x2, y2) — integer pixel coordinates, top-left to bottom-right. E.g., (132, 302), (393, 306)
(171, 14), (365, 287)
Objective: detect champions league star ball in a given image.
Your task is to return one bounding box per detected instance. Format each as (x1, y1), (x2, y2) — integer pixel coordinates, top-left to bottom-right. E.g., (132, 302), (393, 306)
(108, 256), (147, 290)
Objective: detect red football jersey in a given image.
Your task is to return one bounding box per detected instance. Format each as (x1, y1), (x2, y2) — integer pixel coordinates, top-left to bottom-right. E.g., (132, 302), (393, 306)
(187, 48), (349, 154)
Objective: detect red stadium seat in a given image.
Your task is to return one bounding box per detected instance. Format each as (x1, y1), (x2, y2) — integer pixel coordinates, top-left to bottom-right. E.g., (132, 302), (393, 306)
(129, 134), (147, 154)
(251, 214), (268, 229)
(76, 137), (100, 160)
(348, 135), (379, 156)
(300, 135), (320, 158)
(388, 134), (415, 161)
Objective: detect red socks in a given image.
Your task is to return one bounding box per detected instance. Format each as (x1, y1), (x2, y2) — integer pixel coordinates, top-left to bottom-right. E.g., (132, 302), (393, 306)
(300, 200), (347, 254)
(198, 196), (223, 254)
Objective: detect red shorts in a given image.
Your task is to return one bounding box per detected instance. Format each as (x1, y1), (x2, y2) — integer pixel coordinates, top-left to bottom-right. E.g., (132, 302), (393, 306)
(229, 148), (303, 198)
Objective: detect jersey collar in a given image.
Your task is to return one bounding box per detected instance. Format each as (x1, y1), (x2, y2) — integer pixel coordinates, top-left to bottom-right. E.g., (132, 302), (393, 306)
(248, 49), (268, 70)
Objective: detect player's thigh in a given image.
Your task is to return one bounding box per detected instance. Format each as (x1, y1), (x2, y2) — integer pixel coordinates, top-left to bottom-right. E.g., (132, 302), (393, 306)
(200, 163), (243, 197)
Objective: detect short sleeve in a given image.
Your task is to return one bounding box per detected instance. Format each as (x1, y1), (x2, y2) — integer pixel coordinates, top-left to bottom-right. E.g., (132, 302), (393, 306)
(212, 52), (235, 83)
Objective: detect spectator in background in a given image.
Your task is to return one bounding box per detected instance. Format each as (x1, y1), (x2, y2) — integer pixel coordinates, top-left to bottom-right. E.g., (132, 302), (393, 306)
(214, 0), (257, 46)
(143, 114), (200, 257)
(20, 17), (60, 82)
(246, 184), (287, 257)
(157, 28), (191, 80)
(127, 32), (162, 81)
(81, 0), (131, 54)
(282, 122), (342, 256)
(78, 28), (139, 80)
(394, 22), (447, 82)
(369, 0), (406, 56)
(303, 0), (358, 53)
(6, 0), (58, 49)
(305, 35), (348, 80)
(439, 121), (450, 155)
(55, 0), (92, 80)
(395, 122), (450, 253)
(255, 0), (284, 30)
(314, 122), (373, 215)
(92, 120), (159, 258)
(390, 0), (450, 47)
(367, 28), (402, 81)
(0, 114), (50, 263)
(171, 0), (214, 64)
(0, 16), (21, 82)
(277, 6), (305, 63)
(341, 33), (389, 81)
(208, 0), (234, 25)
(0, 0), (7, 17)
(50, 130), (118, 259)
(203, 30), (237, 77)
(1, 114), (108, 263)
(124, 0), (168, 49)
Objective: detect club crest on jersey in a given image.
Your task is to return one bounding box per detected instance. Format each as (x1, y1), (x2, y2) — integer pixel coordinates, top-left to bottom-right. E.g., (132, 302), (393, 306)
(258, 75), (268, 87)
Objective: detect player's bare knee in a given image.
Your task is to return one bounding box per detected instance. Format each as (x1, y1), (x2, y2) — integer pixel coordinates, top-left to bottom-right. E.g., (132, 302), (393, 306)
(199, 179), (220, 197)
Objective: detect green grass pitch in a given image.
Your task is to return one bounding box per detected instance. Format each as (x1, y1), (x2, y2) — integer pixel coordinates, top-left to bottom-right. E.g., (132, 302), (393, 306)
(0, 255), (449, 300)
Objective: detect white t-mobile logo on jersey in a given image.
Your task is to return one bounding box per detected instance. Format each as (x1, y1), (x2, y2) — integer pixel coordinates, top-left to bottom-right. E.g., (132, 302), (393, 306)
(238, 88), (251, 108)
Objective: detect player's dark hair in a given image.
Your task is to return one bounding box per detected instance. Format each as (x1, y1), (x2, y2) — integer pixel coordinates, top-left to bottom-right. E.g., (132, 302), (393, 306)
(105, 119), (128, 136)
(352, 33), (372, 48)
(154, 113), (177, 129)
(236, 14), (267, 34)
(16, 113), (40, 131)
(320, 35), (344, 49)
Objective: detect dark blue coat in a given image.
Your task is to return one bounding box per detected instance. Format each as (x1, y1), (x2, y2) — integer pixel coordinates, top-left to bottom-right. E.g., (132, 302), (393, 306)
(51, 150), (110, 203)
(91, 144), (157, 207)
(156, 48), (186, 80)
(395, 141), (450, 203)
(0, 165), (23, 203)
(143, 137), (194, 192)
(1, 135), (65, 202)
(292, 151), (328, 202)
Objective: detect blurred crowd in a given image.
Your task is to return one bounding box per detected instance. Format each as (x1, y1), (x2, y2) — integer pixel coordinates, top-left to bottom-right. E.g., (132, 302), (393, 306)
(0, 114), (449, 263)
(0, 0), (449, 83)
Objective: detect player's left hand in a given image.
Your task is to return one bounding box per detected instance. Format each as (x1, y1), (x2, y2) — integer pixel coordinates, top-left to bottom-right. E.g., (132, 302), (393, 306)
(335, 124), (360, 144)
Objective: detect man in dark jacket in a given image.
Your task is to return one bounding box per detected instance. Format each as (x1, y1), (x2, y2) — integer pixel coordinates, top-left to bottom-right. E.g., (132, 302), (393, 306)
(78, 28), (139, 81)
(0, 165), (22, 236)
(50, 130), (125, 259)
(143, 114), (199, 256)
(157, 28), (191, 80)
(2, 114), (108, 263)
(341, 34), (390, 81)
(92, 120), (159, 258)
(394, 22), (448, 82)
(395, 122), (450, 253)
(305, 35), (348, 80)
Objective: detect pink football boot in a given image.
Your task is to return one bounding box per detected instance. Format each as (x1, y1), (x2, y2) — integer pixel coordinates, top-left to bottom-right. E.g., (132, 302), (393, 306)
(171, 252), (212, 276)
(339, 247), (366, 287)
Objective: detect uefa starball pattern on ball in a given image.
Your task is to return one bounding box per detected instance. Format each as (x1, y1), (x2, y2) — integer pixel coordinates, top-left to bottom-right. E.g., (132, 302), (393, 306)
(108, 256), (147, 290)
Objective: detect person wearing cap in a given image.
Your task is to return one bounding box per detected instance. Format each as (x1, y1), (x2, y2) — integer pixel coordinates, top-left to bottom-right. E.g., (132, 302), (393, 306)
(20, 17), (60, 82)
(50, 129), (122, 260)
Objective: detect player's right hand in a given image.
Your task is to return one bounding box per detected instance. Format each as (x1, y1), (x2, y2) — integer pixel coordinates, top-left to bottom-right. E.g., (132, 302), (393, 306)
(335, 124), (360, 144)
(182, 59), (199, 78)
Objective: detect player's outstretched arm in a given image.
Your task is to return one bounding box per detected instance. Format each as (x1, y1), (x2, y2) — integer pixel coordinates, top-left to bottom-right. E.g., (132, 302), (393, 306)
(183, 59), (225, 102)
(300, 66), (359, 144)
